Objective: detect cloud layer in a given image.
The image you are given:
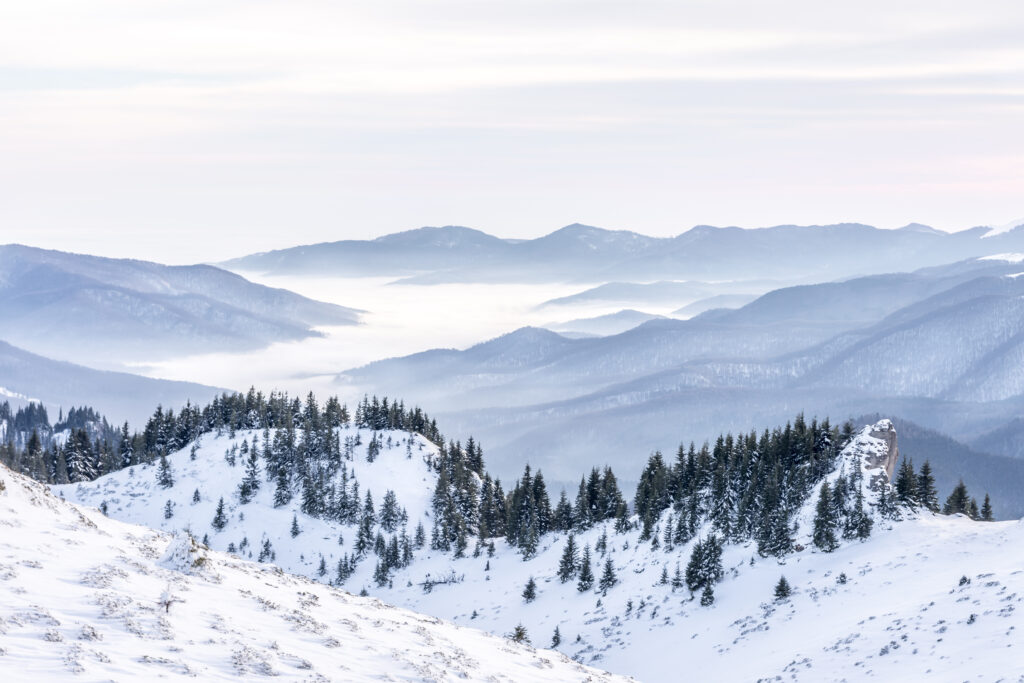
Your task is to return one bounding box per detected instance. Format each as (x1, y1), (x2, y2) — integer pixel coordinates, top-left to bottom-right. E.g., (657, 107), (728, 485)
(2, 1), (1022, 261)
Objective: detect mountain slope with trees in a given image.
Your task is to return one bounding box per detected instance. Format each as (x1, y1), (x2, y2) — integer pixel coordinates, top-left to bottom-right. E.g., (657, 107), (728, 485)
(46, 390), (1010, 681)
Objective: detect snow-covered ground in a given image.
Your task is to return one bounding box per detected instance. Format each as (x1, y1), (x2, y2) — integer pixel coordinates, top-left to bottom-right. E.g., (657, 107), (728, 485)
(0, 463), (629, 682)
(54, 423), (1024, 681)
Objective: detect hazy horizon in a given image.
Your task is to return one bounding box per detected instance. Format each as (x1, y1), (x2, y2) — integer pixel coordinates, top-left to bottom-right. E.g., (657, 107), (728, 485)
(2, 1), (1022, 263)
(5, 217), (1021, 265)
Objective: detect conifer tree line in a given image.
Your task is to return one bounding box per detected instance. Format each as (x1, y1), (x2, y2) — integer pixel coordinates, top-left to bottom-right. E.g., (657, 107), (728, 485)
(0, 401), (118, 483)
(629, 416), (850, 558)
(0, 390), (442, 485)
(2, 390), (998, 597)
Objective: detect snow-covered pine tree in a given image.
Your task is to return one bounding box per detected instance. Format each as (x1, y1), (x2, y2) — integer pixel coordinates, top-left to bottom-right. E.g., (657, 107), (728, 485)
(522, 576), (537, 603)
(273, 466), (291, 507)
(894, 458), (918, 507)
(599, 556), (617, 594)
(577, 544), (594, 592)
(812, 481), (839, 552)
(118, 422), (134, 469)
(510, 624), (530, 645)
(257, 539), (273, 562)
(238, 449), (260, 504)
(156, 454), (174, 489)
(916, 460), (939, 512)
(211, 497), (227, 531)
(943, 480), (970, 515)
(774, 575), (792, 600)
(557, 534), (579, 583)
(981, 494), (994, 521)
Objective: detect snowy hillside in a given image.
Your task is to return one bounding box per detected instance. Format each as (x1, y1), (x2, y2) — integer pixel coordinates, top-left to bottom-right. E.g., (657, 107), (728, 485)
(57, 428), (442, 583)
(54, 419), (1024, 681)
(0, 463), (628, 682)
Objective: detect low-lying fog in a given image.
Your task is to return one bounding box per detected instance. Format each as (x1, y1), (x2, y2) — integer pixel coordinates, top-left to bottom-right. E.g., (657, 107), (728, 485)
(130, 273), (703, 398)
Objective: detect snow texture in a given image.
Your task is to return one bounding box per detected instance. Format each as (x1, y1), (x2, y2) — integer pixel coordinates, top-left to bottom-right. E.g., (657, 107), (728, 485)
(1, 463), (628, 682)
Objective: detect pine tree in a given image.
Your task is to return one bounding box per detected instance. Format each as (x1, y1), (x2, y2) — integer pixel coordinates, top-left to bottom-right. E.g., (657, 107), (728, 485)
(258, 539), (272, 562)
(522, 576), (537, 603)
(118, 422), (134, 468)
(812, 481), (838, 552)
(557, 534), (579, 583)
(894, 459), (918, 507)
(373, 560), (389, 587)
(551, 625), (561, 648)
(685, 535), (724, 594)
(943, 480), (970, 515)
(238, 450), (260, 504)
(290, 514), (301, 538)
(700, 583), (714, 606)
(212, 497), (227, 531)
(273, 466), (292, 507)
(968, 497), (980, 520)
(916, 461), (939, 512)
(599, 556), (617, 594)
(192, 488), (201, 504)
(980, 494), (994, 521)
(163, 499), (174, 519)
(157, 454), (174, 488)
(577, 544), (594, 592)
(877, 483), (899, 520)
(318, 555), (327, 576)
(671, 563), (683, 590)
(510, 624), (530, 644)
(774, 575), (791, 600)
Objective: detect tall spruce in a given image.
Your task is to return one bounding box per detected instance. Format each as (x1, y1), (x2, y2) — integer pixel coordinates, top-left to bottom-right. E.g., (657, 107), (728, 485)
(577, 544), (594, 592)
(211, 497), (227, 531)
(557, 534), (579, 583)
(916, 461), (939, 512)
(599, 555), (617, 594)
(980, 494), (994, 521)
(812, 481), (839, 552)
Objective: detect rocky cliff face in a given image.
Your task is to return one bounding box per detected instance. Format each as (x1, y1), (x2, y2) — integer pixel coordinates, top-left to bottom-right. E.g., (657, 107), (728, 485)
(867, 419), (900, 483)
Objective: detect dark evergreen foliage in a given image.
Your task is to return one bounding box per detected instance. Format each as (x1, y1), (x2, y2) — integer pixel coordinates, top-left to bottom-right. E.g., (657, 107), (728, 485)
(577, 544), (594, 592)
(522, 576), (537, 603)
(685, 535), (724, 595)
(774, 575), (791, 600)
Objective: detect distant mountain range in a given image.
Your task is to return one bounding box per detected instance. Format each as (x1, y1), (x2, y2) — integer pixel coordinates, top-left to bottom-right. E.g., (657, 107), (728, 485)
(545, 309), (666, 337)
(0, 245), (362, 365)
(341, 254), (1024, 492)
(224, 221), (1024, 284)
(0, 339), (222, 427)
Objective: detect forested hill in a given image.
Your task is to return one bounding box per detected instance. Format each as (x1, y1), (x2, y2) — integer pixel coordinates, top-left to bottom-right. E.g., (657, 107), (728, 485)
(51, 399), (1008, 680)
(0, 400), (117, 472)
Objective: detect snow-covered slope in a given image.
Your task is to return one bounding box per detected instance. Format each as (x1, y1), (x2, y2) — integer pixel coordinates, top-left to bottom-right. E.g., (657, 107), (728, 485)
(0, 463), (627, 682)
(58, 428), (441, 581)
(54, 420), (1024, 681)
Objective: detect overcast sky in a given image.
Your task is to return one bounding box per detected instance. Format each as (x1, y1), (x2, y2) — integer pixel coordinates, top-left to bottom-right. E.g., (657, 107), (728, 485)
(1, 0), (1022, 263)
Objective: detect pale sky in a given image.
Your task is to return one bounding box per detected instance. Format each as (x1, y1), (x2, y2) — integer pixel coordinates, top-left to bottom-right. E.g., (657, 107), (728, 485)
(1, 0), (1022, 263)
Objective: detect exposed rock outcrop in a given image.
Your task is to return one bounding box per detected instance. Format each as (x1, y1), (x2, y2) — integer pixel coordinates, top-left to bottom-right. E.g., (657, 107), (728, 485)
(867, 419), (900, 482)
